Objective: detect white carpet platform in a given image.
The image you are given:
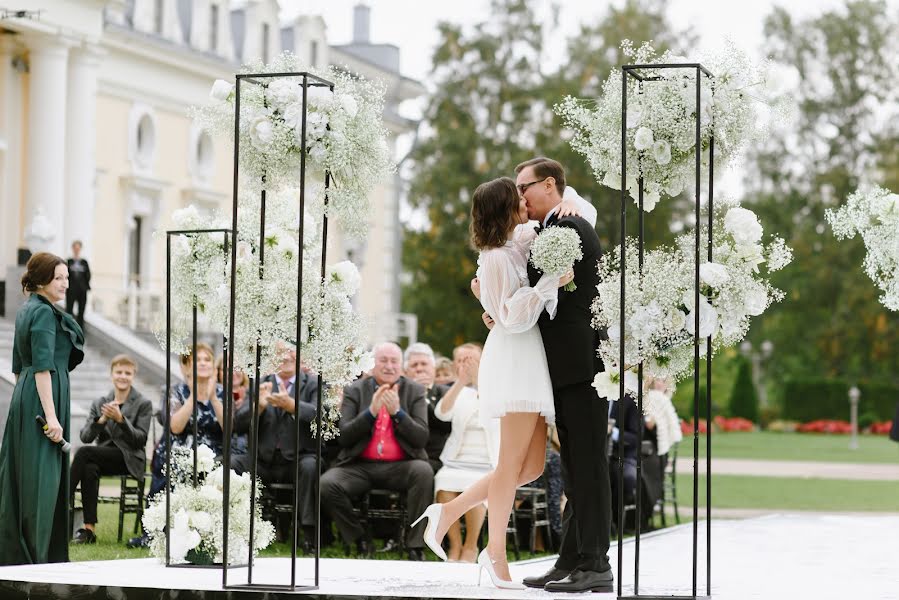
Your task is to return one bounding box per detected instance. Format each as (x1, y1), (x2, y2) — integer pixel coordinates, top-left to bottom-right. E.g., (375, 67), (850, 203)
(0, 514), (895, 599)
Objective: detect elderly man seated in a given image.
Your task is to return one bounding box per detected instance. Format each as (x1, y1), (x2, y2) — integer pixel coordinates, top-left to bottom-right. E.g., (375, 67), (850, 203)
(403, 342), (452, 474)
(320, 342), (433, 560)
(231, 342), (319, 550)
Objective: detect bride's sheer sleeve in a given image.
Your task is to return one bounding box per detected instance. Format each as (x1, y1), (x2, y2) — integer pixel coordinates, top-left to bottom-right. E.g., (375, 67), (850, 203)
(478, 250), (559, 334)
(563, 186), (597, 227)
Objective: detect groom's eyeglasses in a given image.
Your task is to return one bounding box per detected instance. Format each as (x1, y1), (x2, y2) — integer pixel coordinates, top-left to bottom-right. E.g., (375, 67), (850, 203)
(517, 177), (549, 194)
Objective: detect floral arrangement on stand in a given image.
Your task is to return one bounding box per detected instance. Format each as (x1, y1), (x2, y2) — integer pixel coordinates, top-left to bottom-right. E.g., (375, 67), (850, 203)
(590, 199), (793, 399)
(825, 185), (899, 311)
(555, 40), (779, 212)
(142, 445), (275, 565)
(157, 52), (390, 439)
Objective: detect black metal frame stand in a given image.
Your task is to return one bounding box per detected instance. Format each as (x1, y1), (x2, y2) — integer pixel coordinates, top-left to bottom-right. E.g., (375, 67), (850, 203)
(617, 62), (715, 600)
(164, 227), (232, 568)
(221, 70), (334, 593)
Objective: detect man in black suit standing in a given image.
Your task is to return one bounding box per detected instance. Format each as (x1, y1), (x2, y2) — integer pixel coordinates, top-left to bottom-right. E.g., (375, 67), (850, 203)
(320, 342), (433, 560)
(517, 157), (613, 593)
(66, 240), (91, 329)
(231, 342), (319, 549)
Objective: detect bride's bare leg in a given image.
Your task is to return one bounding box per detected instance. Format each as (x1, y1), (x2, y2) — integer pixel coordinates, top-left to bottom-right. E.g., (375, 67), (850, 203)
(485, 412), (541, 581)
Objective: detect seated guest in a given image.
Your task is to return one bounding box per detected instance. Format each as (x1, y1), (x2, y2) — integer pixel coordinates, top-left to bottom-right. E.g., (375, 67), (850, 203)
(434, 357), (455, 386)
(232, 341), (320, 550)
(217, 353), (250, 457)
(149, 343), (225, 498)
(404, 342), (452, 474)
(609, 393), (641, 523)
(71, 355), (153, 544)
(433, 343), (499, 562)
(320, 342), (433, 560)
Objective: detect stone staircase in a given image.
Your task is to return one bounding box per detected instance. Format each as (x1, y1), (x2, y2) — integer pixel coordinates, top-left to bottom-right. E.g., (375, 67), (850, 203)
(0, 316), (163, 453)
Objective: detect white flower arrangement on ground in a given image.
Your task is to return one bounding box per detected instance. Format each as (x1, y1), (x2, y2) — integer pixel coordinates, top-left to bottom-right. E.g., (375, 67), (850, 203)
(191, 52), (394, 239)
(556, 40), (778, 212)
(825, 185), (899, 311)
(529, 226), (584, 291)
(143, 445), (275, 565)
(591, 199), (792, 393)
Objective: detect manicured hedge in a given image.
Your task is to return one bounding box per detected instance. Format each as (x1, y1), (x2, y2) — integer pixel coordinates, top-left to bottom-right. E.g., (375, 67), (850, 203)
(780, 377), (898, 421)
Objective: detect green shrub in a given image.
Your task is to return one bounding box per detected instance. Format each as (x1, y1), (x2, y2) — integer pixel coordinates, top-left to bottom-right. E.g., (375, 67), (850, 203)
(780, 378), (899, 421)
(729, 358), (759, 422)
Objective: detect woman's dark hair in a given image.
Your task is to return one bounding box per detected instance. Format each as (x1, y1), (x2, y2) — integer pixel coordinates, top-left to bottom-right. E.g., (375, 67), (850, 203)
(21, 252), (65, 293)
(470, 177), (521, 250)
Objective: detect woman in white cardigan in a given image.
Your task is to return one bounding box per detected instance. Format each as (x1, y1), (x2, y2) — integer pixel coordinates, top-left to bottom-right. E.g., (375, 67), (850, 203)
(433, 344), (500, 563)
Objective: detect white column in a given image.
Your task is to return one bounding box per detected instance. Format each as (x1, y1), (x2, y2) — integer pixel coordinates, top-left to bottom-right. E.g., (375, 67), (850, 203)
(24, 35), (70, 256)
(0, 35), (24, 271)
(65, 43), (102, 258)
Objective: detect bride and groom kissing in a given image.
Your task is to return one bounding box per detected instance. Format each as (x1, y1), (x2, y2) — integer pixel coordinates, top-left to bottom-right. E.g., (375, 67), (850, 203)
(411, 157), (614, 592)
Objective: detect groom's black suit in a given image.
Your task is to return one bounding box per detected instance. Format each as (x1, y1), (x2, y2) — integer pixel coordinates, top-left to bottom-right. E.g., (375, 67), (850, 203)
(527, 212), (611, 575)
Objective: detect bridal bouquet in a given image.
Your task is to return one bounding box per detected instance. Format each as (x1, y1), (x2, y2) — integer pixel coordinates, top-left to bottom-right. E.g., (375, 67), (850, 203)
(529, 226), (583, 291)
(556, 40), (778, 212)
(825, 185), (899, 311)
(592, 199), (792, 391)
(143, 445), (275, 565)
(192, 52), (394, 238)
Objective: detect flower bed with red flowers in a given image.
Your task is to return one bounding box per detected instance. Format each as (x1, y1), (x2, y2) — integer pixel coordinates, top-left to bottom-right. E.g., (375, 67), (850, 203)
(867, 421), (893, 435)
(713, 416), (756, 432)
(795, 419), (852, 434)
(680, 418), (708, 435)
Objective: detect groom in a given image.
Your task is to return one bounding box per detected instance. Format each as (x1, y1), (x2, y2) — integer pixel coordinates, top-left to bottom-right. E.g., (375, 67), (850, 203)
(517, 157), (613, 593)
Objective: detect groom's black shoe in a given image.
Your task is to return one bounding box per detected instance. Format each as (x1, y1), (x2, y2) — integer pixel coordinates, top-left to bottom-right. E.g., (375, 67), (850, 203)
(523, 567), (570, 589)
(544, 568), (614, 593)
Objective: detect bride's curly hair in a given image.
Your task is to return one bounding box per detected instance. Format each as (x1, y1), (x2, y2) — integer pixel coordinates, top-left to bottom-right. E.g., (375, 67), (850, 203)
(470, 177), (520, 251)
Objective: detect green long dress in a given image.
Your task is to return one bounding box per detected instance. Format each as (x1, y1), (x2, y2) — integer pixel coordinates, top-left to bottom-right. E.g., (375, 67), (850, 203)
(0, 293), (84, 565)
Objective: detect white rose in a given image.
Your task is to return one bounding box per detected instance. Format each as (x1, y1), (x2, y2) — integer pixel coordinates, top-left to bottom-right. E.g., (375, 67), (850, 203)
(266, 79), (301, 110)
(601, 170), (622, 190)
(699, 262), (730, 287)
(733, 243), (766, 273)
(630, 301), (663, 343)
(307, 85), (333, 106)
(209, 79), (234, 102)
(724, 207), (763, 245)
(172, 205), (200, 226)
(352, 350), (375, 375)
(189, 511), (213, 534)
(643, 190), (660, 212)
(744, 286), (768, 316)
(634, 127), (654, 150)
(337, 94), (359, 118)
(249, 115), (275, 150)
(195, 444), (216, 473)
(626, 107), (642, 129)
(684, 294), (719, 339)
(592, 369), (639, 402)
(326, 260), (362, 297)
(668, 309), (686, 331)
(651, 139), (671, 165)
(875, 193), (899, 221)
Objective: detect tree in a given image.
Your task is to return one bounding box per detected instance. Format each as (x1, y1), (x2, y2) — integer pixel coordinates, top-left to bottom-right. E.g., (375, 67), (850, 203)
(728, 358), (759, 422)
(402, 0), (692, 354)
(744, 0), (899, 385)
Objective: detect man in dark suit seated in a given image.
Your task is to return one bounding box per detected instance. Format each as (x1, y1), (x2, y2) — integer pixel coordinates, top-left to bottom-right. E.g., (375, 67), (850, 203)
(403, 342), (451, 474)
(609, 393), (641, 525)
(320, 342), (433, 561)
(231, 341), (319, 549)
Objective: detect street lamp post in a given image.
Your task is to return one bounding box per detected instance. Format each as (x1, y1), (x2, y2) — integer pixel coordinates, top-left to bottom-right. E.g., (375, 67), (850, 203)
(848, 386), (861, 450)
(740, 339), (774, 409)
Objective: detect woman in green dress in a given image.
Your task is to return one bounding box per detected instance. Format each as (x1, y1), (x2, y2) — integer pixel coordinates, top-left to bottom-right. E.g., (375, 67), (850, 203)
(0, 252), (84, 565)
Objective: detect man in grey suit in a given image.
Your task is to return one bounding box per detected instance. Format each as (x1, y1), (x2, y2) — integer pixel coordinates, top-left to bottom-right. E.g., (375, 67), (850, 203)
(71, 355), (153, 544)
(231, 342), (319, 547)
(320, 342), (433, 560)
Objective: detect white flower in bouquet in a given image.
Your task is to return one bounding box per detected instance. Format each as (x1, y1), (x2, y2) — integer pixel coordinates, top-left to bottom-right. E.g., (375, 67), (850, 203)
(731, 243), (765, 272)
(651, 140), (671, 165)
(683, 293), (719, 339)
(338, 93), (359, 118)
(248, 114), (275, 150)
(169, 509), (202, 563)
(699, 262), (730, 287)
(195, 444), (217, 474)
(209, 79), (234, 102)
(743, 284), (769, 316)
(265, 79), (302, 110)
(529, 226), (583, 292)
(326, 260), (362, 297)
(826, 185), (899, 311)
(724, 207), (763, 245)
(634, 127), (655, 150)
(592, 368), (639, 402)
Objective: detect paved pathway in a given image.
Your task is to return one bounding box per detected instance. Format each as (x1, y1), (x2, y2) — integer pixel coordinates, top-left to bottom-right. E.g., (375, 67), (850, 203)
(675, 457), (899, 480)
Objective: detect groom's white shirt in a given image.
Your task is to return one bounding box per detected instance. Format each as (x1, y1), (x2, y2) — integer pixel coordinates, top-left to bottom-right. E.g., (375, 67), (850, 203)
(538, 186), (597, 228)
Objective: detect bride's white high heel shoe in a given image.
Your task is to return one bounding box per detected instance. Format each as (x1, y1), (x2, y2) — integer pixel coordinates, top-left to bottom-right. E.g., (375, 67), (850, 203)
(410, 503), (447, 561)
(477, 549), (525, 589)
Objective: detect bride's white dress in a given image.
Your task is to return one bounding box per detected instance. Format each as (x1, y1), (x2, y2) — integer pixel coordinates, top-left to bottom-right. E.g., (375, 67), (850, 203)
(477, 224), (558, 424)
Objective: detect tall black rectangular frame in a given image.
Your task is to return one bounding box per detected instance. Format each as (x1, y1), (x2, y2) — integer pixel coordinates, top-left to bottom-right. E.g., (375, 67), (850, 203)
(617, 62), (715, 600)
(220, 70), (335, 593)
(163, 227), (232, 569)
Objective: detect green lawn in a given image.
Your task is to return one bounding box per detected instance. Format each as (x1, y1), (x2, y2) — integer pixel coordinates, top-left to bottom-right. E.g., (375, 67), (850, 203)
(685, 431), (899, 464)
(678, 474), (899, 512)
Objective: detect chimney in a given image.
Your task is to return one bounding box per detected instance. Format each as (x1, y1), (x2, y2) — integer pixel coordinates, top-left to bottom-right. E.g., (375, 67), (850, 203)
(353, 3), (370, 44)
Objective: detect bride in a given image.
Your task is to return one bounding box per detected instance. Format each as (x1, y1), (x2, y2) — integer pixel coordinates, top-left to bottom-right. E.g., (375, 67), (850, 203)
(412, 177), (593, 588)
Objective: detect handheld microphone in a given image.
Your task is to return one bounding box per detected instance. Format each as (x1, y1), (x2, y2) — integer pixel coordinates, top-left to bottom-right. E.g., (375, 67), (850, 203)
(35, 415), (71, 453)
